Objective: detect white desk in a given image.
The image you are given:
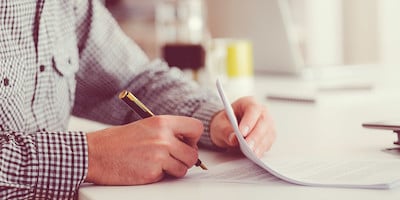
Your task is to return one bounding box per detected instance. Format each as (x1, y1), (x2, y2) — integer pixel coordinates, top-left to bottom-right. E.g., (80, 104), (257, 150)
(76, 67), (400, 200)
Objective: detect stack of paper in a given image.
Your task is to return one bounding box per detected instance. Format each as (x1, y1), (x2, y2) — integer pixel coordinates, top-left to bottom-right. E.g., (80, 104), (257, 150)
(194, 79), (400, 189)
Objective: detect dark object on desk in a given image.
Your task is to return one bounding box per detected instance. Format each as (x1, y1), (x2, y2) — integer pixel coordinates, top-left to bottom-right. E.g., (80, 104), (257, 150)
(317, 83), (373, 92)
(362, 121), (400, 145)
(162, 43), (205, 70)
(266, 94), (316, 104)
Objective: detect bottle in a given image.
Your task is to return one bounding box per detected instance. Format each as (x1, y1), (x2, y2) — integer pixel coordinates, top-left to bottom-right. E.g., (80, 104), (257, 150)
(155, 0), (209, 81)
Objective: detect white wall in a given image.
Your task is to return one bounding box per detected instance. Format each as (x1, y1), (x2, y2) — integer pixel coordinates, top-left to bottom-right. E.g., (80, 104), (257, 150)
(288, 0), (395, 66)
(109, 0), (400, 67)
(303, 0), (343, 66)
(379, 0), (400, 65)
(342, 0), (379, 65)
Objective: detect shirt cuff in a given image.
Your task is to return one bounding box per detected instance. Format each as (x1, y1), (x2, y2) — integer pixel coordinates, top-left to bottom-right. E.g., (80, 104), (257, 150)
(35, 131), (88, 199)
(191, 99), (226, 151)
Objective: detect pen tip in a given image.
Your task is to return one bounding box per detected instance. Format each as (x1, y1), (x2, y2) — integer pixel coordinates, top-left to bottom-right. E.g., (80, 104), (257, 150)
(195, 159), (208, 170)
(199, 163), (208, 170)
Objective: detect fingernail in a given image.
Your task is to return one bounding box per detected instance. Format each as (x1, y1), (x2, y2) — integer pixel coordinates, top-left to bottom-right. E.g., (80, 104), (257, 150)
(228, 133), (236, 144)
(241, 126), (250, 136)
(248, 140), (255, 151)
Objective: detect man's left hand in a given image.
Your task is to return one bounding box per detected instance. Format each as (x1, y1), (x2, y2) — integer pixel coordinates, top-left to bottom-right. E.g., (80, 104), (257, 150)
(209, 96), (276, 158)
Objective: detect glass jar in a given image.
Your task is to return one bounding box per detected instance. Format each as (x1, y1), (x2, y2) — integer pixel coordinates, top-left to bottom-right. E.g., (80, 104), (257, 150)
(155, 0), (209, 81)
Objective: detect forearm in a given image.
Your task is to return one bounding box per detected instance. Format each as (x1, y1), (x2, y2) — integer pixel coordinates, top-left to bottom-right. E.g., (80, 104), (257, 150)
(0, 130), (88, 200)
(73, 59), (223, 148)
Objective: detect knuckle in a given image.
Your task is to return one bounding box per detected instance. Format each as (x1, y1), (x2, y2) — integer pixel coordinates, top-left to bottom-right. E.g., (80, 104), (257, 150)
(154, 132), (169, 142)
(221, 126), (234, 136)
(151, 148), (169, 163)
(143, 168), (163, 182)
(247, 105), (258, 114)
(185, 117), (204, 133)
(257, 112), (267, 122)
(175, 165), (188, 178)
(152, 116), (169, 128)
(172, 164), (188, 178)
(260, 106), (269, 117)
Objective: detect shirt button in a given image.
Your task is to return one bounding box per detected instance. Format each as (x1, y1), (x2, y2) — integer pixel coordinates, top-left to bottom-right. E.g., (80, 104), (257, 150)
(39, 65), (45, 72)
(3, 78), (9, 86)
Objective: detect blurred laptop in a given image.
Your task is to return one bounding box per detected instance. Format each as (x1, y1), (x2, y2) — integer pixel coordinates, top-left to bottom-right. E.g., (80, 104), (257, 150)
(205, 0), (304, 75)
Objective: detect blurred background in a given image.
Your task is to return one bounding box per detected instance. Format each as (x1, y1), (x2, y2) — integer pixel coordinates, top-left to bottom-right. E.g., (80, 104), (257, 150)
(103, 0), (400, 92)
(105, 0), (400, 65)
(71, 0), (400, 131)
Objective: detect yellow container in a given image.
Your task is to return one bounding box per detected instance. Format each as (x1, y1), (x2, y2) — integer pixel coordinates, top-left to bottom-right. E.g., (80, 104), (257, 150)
(226, 40), (254, 77)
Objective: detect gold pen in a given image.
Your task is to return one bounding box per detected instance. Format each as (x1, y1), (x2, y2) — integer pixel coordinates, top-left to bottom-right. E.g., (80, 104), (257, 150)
(119, 90), (208, 170)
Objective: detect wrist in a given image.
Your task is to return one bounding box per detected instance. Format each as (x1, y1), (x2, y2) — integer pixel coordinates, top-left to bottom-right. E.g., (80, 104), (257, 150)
(85, 131), (101, 183)
(191, 100), (223, 148)
(208, 111), (229, 151)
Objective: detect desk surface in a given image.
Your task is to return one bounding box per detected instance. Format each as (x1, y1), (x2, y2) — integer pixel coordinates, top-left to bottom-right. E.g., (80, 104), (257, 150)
(77, 66), (400, 200)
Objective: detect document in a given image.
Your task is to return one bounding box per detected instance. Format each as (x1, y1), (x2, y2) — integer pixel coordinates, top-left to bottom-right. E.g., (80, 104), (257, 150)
(186, 158), (282, 184)
(212, 79), (400, 189)
(188, 156), (400, 189)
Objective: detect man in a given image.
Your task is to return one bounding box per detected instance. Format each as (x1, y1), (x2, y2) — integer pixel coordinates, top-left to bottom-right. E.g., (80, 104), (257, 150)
(0, 0), (275, 199)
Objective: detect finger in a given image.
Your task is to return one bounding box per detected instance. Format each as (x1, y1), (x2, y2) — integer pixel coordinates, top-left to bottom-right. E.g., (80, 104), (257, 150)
(162, 115), (204, 147)
(245, 113), (275, 157)
(168, 136), (199, 167)
(257, 124), (276, 156)
(162, 156), (189, 178)
(244, 118), (266, 154)
(231, 97), (263, 137)
(238, 105), (263, 137)
(253, 123), (275, 157)
(227, 131), (238, 146)
(214, 111), (238, 147)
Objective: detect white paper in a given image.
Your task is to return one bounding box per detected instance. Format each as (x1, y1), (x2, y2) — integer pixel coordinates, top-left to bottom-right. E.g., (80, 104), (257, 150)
(215, 78), (400, 189)
(187, 159), (281, 184)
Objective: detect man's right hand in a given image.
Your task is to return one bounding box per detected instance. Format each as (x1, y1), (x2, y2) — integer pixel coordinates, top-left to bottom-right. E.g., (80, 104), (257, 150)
(85, 115), (203, 185)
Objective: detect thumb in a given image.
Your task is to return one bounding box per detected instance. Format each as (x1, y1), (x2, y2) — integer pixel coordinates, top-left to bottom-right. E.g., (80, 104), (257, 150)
(227, 132), (239, 146)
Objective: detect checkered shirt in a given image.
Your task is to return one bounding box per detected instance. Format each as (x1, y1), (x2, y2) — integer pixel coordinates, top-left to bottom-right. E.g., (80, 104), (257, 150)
(0, 0), (222, 199)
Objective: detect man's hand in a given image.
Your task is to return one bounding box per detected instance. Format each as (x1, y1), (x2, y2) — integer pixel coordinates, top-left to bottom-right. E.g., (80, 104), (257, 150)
(85, 115), (203, 185)
(210, 96), (276, 158)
